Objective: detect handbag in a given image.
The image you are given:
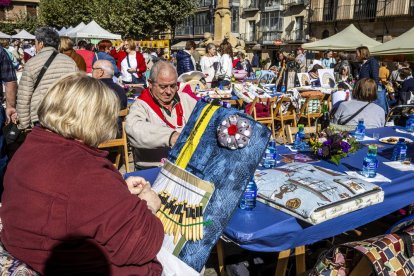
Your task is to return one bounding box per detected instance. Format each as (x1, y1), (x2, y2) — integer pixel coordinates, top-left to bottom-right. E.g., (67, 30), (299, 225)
(3, 123), (28, 159)
(126, 55), (139, 84)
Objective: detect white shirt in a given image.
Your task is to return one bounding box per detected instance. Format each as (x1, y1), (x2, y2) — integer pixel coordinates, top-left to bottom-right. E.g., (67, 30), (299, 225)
(121, 52), (138, 83)
(200, 55), (220, 85)
(219, 54), (232, 81)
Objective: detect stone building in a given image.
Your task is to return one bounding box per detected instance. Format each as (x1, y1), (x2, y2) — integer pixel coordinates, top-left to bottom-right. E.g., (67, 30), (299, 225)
(0, 0), (39, 22)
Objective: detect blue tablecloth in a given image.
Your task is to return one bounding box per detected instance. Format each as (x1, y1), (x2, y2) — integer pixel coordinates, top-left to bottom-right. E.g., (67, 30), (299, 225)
(125, 127), (413, 252)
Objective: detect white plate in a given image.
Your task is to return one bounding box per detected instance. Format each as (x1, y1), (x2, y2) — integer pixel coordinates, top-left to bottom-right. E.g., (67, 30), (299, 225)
(379, 136), (413, 145)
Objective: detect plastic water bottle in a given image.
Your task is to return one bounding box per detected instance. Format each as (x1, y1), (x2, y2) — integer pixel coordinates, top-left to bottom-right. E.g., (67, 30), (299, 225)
(239, 178), (257, 210)
(262, 138), (277, 168)
(406, 114), (414, 132)
(391, 138), (407, 161)
(354, 119), (366, 141)
(293, 124), (305, 150)
(195, 83), (200, 93)
(362, 145), (378, 178)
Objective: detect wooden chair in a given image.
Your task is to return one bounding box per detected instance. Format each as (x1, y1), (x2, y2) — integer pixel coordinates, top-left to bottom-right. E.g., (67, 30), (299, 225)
(247, 97), (277, 138)
(98, 109), (131, 172)
(285, 125), (317, 144)
(298, 94), (324, 127)
(273, 96), (297, 143)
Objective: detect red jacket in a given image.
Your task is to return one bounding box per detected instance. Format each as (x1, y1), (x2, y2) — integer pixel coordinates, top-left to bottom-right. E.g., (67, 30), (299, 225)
(0, 127), (163, 275)
(116, 50), (147, 77)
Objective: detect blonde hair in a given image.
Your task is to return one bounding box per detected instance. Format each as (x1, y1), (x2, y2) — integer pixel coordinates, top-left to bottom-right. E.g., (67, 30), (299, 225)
(38, 72), (120, 147)
(125, 38), (136, 51)
(59, 36), (74, 52)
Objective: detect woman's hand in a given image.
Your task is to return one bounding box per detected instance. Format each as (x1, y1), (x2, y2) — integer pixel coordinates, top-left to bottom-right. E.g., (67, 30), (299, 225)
(125, 176), (149, 195)
(138, 189), (161, 214)
(127, 68), (137, 73)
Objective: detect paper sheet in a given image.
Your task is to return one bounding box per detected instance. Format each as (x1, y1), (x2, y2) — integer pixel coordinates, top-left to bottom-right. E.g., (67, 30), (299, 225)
(345, 171), (391, 183)
(383, 161), (414, 172)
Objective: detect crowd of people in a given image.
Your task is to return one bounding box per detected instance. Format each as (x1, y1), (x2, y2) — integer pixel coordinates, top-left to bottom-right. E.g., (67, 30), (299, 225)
(0, 24), (413, 274)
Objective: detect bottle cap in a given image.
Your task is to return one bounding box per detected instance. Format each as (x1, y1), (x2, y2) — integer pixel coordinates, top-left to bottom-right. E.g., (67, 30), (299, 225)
(399, 138), (405, 142)
(298, 124), (304, 129)
(368, 144), (378, 153)
(358, 118), (364, 123)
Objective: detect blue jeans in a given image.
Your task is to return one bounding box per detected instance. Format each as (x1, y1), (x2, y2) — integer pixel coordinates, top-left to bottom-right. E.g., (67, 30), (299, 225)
(0, 105), (8, 197)
(374, 85), (389, 114)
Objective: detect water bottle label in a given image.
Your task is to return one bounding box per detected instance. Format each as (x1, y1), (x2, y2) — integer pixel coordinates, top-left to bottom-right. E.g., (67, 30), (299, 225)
(243, 190), (257, 199)
(363, 160), (378, 169)
(400, 149), (407, 155)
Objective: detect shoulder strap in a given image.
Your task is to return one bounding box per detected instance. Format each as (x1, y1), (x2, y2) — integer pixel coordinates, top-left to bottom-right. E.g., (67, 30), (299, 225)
(126, 54), (131, 68)
(338, 102), (371, 125)
(34, 51), (58, 92)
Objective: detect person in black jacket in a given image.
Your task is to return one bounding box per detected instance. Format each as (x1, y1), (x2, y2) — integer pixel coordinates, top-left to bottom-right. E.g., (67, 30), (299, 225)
(176, 41), (196, 77)
(398, 68), (414, 105)
(356, 46), (388, 113)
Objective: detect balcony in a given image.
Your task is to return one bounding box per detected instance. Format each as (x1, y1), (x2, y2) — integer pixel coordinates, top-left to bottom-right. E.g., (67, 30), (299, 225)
(284, 0), (305, 7)
(284, 29), (306, 42)
(240, 32), (258, 44)
(264, 0), (283, 11)
(260, 31), (282, 45)
(243, 0), (260, 12)
(310, 0), (413, 23)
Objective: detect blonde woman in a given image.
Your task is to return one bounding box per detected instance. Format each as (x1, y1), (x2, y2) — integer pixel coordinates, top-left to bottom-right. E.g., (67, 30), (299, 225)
(59, 36), (86, 71)
(0, 73), (164, 274)
(120, 38), (147, 84)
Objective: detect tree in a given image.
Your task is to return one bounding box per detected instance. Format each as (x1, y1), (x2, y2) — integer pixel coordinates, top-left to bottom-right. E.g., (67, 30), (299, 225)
(39, 0), (197, 38)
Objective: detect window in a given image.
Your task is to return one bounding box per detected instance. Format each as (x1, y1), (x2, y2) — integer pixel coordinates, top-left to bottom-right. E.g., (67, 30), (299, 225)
(0, 7), (5, 20)
(322, 30), (329, 38)
(323, 0), (337, 21)
(175, 16), (193, 36)
(354, 0), (377, 19)
(232, 7), (239, 33)
(261, 11), (282, 32)
(194, 12), (212, 35)
(27, 5), (37, 17)
(410, 0), (414, 15)
(199, 0), (212, 7)
(248, 21), (256, 41)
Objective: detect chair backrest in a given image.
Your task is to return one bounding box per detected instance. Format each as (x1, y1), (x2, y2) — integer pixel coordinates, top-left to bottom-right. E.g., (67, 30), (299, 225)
(285, 125), (317, 144)
(386, 105), (414, 126)
(274, 96), (296, 118)
(247, 97), (277, 121)
(300, 94), (324, 116)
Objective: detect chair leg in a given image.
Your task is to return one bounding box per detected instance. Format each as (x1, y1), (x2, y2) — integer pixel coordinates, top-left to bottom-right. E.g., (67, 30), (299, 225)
(114, 149), (121, 169)
(295, 246), (306, 275)
(123, 144), (130, 173)
(275, 249), (291, 276)
(216, 239), (226, 276)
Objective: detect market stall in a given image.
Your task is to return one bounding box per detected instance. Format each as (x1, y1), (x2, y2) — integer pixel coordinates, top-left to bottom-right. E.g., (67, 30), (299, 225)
(371, 26), (414, 55)
(11, 29), (35, 40)
(302, 24), (381, 51)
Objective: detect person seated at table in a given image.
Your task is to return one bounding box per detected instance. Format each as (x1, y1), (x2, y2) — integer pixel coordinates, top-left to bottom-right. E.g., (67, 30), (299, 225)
(126, 60), (197, 170)
(0, 72), (164, 275)
(397, 68), (414, 105)
(332, 78), (385, 128)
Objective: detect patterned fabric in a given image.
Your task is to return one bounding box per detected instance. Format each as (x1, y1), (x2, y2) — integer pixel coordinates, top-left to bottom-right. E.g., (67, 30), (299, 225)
(0, 46), (17, 83)
(0, 242), (39, 275)
(311, 231), (414, 276)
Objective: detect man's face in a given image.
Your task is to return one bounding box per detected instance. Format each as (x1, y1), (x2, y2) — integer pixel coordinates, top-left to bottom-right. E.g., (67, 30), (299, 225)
(34, 39), (43, 54)
(149, 68), (178, 105)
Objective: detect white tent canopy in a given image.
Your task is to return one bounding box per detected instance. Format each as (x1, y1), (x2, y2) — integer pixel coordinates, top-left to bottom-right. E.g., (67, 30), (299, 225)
(0, 31), (10, 39)
(371, 27), (414, 55)
(12, 29), (35, 40)
(65, 22), (85, 37)
(57, 27), (67, 36)
(302, 24), (381, 51)
(68, 20), (121, 40)
(171, 41), (187, 50)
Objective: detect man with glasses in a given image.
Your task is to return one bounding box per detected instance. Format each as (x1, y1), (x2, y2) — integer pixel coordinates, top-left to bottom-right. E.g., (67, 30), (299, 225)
(126, 61), (196, 170)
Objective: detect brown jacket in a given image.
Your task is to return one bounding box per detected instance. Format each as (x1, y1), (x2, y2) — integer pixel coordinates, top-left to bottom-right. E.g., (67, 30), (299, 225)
(63, 49), (86, 71)
(17, 47), (78, 129)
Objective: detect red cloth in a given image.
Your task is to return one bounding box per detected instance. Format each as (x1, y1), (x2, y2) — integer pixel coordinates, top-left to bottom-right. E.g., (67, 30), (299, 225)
(181, 84), (200, 100)
(0, 127), (163, 275)
(232, 58), (240, 68)
(76, 49), (94, 73)
(116, 51), (147, 78)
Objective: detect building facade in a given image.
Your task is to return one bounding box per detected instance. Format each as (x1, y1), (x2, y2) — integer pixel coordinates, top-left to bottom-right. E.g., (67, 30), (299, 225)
(309, 0), (414, 42)
(0, 0), (39, 22)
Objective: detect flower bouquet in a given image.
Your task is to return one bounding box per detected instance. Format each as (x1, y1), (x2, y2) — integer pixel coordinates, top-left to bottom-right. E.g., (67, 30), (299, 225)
(309, 127), (361, 165)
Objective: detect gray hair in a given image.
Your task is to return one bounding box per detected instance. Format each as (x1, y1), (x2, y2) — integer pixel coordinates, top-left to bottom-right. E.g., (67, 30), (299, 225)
(94, 60), (114, 77)
(149, 60), (177, 82)
(35, 27), (60, 49)
(205, 43), (216, 52)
